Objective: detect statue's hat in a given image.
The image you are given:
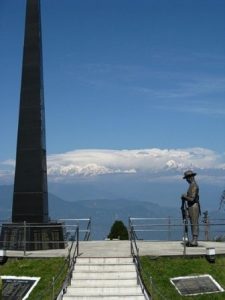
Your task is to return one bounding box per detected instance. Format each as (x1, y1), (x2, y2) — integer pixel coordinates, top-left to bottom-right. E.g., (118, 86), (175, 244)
(183, 170), (197, 179)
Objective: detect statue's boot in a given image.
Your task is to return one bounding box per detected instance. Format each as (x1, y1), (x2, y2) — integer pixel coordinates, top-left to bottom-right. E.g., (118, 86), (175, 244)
(190, 235), (198, 247)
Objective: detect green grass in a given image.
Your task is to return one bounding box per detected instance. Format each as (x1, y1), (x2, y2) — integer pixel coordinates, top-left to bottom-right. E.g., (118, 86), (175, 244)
(140, 255), (225, 300)
(0, 257), (68, 299)
(0, 277), (2, 300)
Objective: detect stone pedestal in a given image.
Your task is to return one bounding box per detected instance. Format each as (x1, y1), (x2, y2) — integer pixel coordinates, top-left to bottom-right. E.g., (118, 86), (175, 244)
(0, 222), (66, 251)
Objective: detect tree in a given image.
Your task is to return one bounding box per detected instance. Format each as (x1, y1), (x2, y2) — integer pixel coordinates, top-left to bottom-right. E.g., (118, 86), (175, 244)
(108, 220), (129, 240)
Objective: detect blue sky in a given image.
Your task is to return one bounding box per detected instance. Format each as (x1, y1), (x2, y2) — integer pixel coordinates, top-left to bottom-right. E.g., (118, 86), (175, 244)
(0, 0), (225, 189)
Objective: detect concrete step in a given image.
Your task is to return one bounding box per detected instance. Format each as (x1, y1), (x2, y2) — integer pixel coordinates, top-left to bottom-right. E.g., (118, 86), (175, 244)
(71, 279), (138, 287)
(65, 286), (144, 296)
(74, 264), (135, 272)
(63, 256), (147, 300)
(73, 271), (137, 280)
(63, 295), (146, 300)
(76, 257), (133, 264)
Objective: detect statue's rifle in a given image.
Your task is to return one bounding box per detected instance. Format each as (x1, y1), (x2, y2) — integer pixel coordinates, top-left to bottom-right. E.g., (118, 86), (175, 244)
(181, 198), (189, 242)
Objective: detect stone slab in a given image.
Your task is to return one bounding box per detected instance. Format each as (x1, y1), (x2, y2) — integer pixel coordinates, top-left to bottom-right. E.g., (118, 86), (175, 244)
(4, 240), (225, 258)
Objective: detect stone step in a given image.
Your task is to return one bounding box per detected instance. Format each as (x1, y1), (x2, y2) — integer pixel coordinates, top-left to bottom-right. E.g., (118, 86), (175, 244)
(73, 271), (137, 280)
(63, 255), (147, 300)
(71, 278), (138, 287)
(76, 257), (133, 264)
(63, 295), (146, 300)
(65, 286), (144, 296)
(74, 264), (135, 272)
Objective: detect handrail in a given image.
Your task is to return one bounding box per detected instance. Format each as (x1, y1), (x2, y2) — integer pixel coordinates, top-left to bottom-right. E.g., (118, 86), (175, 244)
(83, 217), (91, 241)
(59, 218), (91, 241)
(129, 216), (225, 242)
(33, 225), (79, 300)
(129, 219), (151, 300)
(57, 225), (80, 299)
(0, 218), (91, 299)
(129, 218), (168, 300)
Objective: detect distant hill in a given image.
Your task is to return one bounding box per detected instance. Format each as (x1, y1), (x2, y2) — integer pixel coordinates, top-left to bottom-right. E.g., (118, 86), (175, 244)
(48, 178), (223, 212)
(49, 197), (180, 240)
(0, 185), (179, 239)
(1, 185), (224, 240)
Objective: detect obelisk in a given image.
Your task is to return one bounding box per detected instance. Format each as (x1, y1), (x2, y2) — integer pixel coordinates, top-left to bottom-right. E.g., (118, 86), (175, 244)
(1, 0), (65, 250)
(12, 0), (49, 223)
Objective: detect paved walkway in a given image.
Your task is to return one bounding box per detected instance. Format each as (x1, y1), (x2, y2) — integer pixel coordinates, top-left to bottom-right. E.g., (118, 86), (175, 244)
(5, 240), (225, 258)
(137, 240), (225, 256)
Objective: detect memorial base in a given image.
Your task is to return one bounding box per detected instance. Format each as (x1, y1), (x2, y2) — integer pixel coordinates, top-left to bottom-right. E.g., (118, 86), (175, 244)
(0, 222), (66, 251)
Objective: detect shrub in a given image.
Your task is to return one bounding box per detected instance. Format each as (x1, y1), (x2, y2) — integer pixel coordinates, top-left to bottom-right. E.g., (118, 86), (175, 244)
(108, 220), (129, 240)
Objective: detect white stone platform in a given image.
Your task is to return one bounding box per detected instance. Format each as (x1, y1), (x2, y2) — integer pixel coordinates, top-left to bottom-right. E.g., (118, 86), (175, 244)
(4, 240), (225, 258)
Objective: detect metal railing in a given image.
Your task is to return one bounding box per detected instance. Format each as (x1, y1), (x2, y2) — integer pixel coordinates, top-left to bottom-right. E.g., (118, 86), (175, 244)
(130, 218), (169, 300)
(0, 218), (91, 254)
(129, 216), (225, 243)
(129, 216), (225, 299)
(55, 225), (80, 300)
(130, 223), (168, 300)
(58, 218), (91, 242)
(0, 218), (91, 300)
(129, 223), (151, 300)
(34, 225), (80, 300)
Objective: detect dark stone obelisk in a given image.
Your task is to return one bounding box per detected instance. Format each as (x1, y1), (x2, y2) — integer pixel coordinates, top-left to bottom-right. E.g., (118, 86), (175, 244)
(0, 0), (65, 250)
(12, 0), (48, 223)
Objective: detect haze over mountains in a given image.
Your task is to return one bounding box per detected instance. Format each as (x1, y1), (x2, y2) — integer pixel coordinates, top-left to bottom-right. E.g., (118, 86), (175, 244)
(0, 184), (179, 239)
(1, 182), (224, 240)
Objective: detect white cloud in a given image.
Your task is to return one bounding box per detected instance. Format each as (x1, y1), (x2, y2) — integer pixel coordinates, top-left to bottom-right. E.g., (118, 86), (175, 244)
(0, 169), (14, 184)
(1, 147), (225, 184)
(1, 159), (15, 167)
(46, 147), (225, 181)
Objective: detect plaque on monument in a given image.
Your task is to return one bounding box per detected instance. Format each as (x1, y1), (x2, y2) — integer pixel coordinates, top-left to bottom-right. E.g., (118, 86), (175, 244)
(1, 276), (40, 300)
(1, 223), (65, 251)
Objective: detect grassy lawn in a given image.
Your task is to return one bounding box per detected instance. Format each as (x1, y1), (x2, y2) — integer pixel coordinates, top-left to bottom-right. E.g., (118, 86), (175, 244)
(140, 255), (225, 300)
(0, 257), (68, 299)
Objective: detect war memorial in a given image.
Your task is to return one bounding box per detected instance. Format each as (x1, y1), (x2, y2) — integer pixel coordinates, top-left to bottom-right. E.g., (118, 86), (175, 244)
(0, 0), (225, 299)
(0, 0), (64, 250)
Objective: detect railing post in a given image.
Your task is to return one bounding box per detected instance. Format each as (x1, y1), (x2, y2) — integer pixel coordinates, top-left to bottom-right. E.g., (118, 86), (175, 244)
(128, 217), (131, 240)
(23, 221), (26, 256)
(130, 239), (132, 257)
(89, 217), (91, 240)
(130, 226), (133, 256)
(150, 276), (153, 299)
(52, 276), (55, 300)
(204, 213), (210, 241)
(77, 226), (79, 257)
(168, 216), (171, 241)
(183, 221), (186, 256)
(129, 218), (133, 256)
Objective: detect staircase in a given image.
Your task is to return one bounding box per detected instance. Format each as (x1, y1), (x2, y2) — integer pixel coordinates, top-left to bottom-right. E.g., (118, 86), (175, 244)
(63, 257), (146, 299)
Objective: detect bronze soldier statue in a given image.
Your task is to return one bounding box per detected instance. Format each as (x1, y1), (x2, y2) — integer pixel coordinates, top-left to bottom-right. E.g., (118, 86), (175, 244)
(181, 170), (201, 246)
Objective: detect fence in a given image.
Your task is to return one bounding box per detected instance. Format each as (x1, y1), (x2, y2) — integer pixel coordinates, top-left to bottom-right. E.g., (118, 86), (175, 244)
(58, 218), (91, 242)
(129, 216), (225, 299)
(129, 216), (225, 242)
(0, 218), (91, 254)
(0, 218), (91, 300)
(34, 225), (80, 300)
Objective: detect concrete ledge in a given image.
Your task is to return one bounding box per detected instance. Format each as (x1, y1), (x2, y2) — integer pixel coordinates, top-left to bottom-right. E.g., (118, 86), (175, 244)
(3, 240), (225, 258)
(137, 240), (225, 257)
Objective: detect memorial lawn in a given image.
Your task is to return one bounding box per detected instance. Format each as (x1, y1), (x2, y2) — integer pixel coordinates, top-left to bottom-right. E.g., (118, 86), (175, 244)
(0, 257), (67, 299)
(140, 256), (225, 300)
(1, 255), (225, 299)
